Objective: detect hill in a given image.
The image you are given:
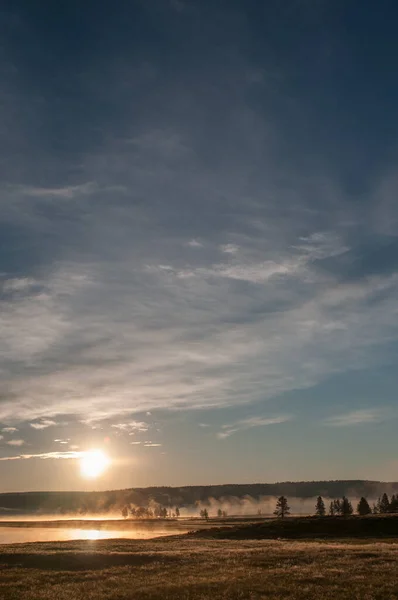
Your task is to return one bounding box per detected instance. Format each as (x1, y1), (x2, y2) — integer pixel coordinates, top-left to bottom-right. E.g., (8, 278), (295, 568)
(0, 480), (397, 515)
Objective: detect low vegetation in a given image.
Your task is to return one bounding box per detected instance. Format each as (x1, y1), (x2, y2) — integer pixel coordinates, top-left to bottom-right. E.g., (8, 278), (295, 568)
(192, 515), (398, 540)
(0, 535), (398, 599)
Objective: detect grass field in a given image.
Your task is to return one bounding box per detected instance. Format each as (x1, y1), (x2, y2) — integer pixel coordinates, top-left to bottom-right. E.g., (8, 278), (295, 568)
(0, 535), (398, 599)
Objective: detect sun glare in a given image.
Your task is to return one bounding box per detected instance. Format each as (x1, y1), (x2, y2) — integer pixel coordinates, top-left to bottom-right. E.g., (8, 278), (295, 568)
(80, 450), (110, 479)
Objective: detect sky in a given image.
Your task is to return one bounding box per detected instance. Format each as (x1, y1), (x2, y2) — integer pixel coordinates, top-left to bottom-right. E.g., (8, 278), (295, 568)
(1, 0), (398, 492)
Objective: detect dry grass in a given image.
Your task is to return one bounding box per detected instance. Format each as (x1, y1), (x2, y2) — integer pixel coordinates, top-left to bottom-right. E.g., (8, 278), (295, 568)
(0, 537), (398, 599)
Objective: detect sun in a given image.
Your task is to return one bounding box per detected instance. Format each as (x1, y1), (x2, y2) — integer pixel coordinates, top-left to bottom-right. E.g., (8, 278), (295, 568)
(80, 450), (110, 479)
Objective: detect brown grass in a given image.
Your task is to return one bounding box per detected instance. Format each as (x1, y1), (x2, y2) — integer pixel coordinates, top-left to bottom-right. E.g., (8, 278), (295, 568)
(0, 537), (398, 599)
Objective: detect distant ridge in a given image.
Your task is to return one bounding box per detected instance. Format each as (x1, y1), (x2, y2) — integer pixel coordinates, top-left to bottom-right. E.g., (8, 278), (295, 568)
(0, 480), (397, 515)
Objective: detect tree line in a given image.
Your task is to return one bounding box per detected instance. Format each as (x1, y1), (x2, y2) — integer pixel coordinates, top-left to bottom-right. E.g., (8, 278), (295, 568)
(121, 493), (398, 519)
(273, 492), (398, 518)
(121, 505), (181, 519)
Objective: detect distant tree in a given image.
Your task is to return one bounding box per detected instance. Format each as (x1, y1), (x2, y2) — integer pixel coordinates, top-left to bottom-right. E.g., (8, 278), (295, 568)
(332, 499), (342, 515)
(121, 505), (129, 519)
(389, 495), (398, 513)
(357, 497), (372, 516)
(175, 507), (180, 518)
(222, 510), (227, 518)
(135, 506), (148, 518)
(341, 496), (353, 517)
(329, 501), (335, 516)
(315, 496), (326, 517)
(379, 493), (390, 514)
(200, 508), (209, 520)
(372, 503), (379, 514)
(274, 496), (290, 519)
(217, 508), (223, 518)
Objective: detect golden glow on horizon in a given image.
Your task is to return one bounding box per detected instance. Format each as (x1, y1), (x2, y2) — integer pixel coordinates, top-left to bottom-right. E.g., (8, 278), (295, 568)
(80, 450), (110, 479)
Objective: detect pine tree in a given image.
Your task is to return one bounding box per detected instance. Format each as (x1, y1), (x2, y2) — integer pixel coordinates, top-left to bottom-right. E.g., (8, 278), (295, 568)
(379, 493), (390, 514)
(274, 496), (290, 519)
(329, 501), (335, 516)
(315, 496), (326, 516)
(389, 495), (398, 513)
(341, 496), (353, 516)
(357, 497), (371, 516)
(175, 507), (180, 518)
(333, 499), (342, 515)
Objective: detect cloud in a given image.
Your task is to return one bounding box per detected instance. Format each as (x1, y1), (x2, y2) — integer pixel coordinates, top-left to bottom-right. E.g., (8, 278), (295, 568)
(8, 182), (97, 199)
(293, 232), (350, 261)
(187, 239), (203, 248)
(6, 439), (25, 446)
(2, 278), (37, 293)
(30, 420), (57, 430)
(0, 451), (83, 462)
(144, 443), (162, 447)
(323, 409), (392, 427)
(171, 260), (295, 283)
(1, 0), (398, 435)
(218, 415), (293, 439)
(2, 427), (18, 433)
(111, 421), (149, 433)
(2, 254), (398, 426)
(220, 244), (239, 254)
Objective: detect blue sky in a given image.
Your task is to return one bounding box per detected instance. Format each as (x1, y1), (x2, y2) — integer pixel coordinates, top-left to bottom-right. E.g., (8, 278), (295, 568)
(1, 0), (398, 491)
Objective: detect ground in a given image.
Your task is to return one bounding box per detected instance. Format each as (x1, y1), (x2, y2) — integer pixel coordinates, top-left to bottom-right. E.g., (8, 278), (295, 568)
(0, 536), (398, 599)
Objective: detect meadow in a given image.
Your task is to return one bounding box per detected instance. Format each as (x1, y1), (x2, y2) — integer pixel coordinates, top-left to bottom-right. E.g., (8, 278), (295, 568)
(0, 521), (398, 600)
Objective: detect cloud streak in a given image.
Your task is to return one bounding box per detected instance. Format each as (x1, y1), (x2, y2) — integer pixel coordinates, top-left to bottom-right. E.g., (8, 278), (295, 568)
(30, 420), (57, 430)
(0, 451), (83, 462)
(323, 409), (392, 427)
(218, 415), (293, 439)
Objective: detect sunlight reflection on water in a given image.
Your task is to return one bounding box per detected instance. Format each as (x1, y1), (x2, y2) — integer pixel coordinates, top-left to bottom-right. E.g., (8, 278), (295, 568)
(0, 527), (183, 544)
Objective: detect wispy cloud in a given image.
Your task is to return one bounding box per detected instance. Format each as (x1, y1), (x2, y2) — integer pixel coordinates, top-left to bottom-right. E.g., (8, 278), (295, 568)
(6, 439), (25, 447)
(218, 415), (293, 439)
(2, 427), (18, 433)
(2, 278), (37, 293)
(187, 239), (203, 248)
(8, 182), (97, 199)
(30, 420), (57, 430)
(0, 451), (83, 462)
(111, 421), (149, 433)
(1, 0), (398, 437)
(323, 409), (392, 427)
(169, 259), (295, 283)
(220, 244), (239, 254)
(143, 443), (162, 447)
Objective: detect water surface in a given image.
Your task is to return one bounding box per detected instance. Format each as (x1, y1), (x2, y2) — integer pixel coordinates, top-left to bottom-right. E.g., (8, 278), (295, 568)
(0, 524), (188, 544)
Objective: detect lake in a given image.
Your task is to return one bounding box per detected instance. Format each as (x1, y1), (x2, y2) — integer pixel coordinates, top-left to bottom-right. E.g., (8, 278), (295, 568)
(0, 519), (193, 544)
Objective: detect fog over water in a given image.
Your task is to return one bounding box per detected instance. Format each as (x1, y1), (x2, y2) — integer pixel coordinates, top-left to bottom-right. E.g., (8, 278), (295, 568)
(0, 495), (378, 544)
(0, 523), (190, 544)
